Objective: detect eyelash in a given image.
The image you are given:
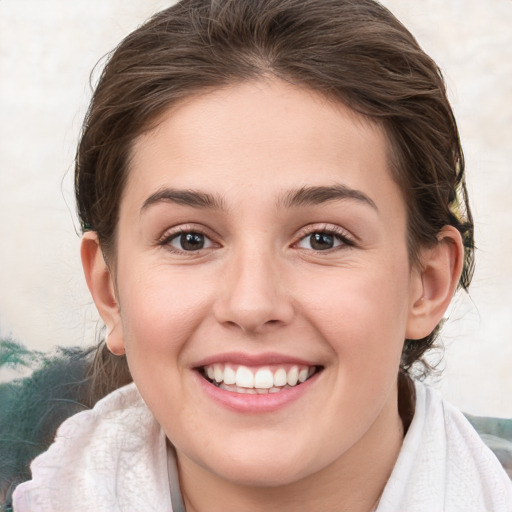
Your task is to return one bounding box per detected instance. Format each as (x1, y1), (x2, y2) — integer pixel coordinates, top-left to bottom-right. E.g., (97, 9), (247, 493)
(158, 224), (355, 254)
(158, 225), (217, 254)
(293, 224), (355, 252)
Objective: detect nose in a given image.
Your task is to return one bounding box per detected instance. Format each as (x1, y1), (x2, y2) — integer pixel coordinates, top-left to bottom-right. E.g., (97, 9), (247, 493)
(213, 247), (294, 334)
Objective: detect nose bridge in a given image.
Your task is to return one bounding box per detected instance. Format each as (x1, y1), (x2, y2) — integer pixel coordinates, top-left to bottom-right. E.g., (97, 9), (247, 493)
(214, 239), (293, 332)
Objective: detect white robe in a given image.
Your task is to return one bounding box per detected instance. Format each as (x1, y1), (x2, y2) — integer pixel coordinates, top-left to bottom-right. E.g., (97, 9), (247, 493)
(375, 382), (512, 511)
(13, 381), (512, 511)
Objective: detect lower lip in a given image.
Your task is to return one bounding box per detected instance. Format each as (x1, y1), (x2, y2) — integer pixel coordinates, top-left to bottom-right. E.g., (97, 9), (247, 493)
(194, 371), (320, 413)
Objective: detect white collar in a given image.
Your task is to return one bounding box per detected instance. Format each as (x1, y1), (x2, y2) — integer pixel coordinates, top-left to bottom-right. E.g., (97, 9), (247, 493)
(376, 381), (512, 511)
(14, 381), (512, 511)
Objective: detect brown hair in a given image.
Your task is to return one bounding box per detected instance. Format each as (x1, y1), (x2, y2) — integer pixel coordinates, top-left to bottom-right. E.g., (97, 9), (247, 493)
(75, 0), (474, 400)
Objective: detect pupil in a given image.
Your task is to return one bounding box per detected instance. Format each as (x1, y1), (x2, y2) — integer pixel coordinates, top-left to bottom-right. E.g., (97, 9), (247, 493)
(181, 232), (204, 250)
(310, 233), (334, 250)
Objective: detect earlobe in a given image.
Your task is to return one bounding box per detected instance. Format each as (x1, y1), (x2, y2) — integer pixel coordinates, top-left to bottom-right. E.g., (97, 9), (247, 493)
(406, 226), (464, 340)
(81, 232), (125, 355)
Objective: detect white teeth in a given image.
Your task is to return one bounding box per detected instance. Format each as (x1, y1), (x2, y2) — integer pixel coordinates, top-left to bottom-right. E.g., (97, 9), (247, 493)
(298, 368), (309, 383)
(236, 366), (254, 388)
(214, 364), (223, 383)
(219, 383), (292, 394)
(204, 363), (318, 390)
(224, 365), (236, 385)
(273, 368), (287, 387)
(254, 368), (274, 389)
(287, 366), (299, 386)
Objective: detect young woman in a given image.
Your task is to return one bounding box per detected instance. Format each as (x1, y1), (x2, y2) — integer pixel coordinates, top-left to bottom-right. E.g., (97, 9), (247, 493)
(13, 0), (512, 510)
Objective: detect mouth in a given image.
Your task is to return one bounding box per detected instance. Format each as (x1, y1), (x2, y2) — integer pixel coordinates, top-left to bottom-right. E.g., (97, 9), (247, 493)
(198, 363), (322, 394)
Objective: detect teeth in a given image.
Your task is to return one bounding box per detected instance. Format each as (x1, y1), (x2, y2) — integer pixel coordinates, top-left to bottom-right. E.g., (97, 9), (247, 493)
(254, 368), (274, 389)
(219, 383), (293, 394)
(214, 364), (223, 383)
(224, 365), (236, 385)
(203, 363), (318, 390)
(273, 368), (287, 387)
(236, 366), (254, 388)
(298, 368), (309, 383)
(287, 366), (299, 386)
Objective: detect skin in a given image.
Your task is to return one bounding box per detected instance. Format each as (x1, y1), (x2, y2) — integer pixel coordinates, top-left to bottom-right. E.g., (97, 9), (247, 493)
(82, 79), (463, 512)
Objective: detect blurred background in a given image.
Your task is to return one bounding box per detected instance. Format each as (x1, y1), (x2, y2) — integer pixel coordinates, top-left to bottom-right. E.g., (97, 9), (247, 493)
(0, 0), (511, 417)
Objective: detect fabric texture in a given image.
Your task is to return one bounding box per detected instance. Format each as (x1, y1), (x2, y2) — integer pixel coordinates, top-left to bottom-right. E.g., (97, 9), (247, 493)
(12, 383), (172, 512)
(376, 382), (512, 511)
(13, 381), (512, 511)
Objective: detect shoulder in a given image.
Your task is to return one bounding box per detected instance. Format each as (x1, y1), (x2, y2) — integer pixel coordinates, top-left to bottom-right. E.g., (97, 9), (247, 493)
(377, 381), (512, 512)
(12, 384), (172, 512)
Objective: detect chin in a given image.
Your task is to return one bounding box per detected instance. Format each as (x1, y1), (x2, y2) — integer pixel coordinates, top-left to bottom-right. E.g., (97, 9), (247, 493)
(191, 442), (322, 489)
(218, 462), (309, 488)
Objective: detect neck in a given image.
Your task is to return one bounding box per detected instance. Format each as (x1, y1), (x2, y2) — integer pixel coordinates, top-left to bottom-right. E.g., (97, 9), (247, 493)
(177, 387), (405, 512)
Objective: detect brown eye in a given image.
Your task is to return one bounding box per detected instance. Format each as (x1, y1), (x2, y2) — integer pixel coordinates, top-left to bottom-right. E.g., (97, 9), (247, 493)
(296, 231), (348, 251)
(169, 232), (212, 251)
(309, 233), (335, 250)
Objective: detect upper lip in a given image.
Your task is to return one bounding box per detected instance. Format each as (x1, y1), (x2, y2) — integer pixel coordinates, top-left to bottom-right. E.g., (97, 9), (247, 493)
(193, 351), (319, 369)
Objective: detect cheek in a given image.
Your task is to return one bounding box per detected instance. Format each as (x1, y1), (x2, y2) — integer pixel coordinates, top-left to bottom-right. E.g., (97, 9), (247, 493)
(117, 263), (214, 356)
(115, 264), (216, 424)
(298, 262), (411, 367)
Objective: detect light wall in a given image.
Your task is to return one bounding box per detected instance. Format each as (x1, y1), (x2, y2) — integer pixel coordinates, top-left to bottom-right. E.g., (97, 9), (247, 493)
(0, 0), (511, 417)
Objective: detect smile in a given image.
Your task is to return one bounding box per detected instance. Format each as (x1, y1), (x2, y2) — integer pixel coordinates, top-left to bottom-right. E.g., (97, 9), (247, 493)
(201, 363), (319, 394)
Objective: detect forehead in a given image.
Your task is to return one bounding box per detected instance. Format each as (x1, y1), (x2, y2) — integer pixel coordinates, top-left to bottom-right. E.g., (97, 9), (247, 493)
(125, 79), (401, 213)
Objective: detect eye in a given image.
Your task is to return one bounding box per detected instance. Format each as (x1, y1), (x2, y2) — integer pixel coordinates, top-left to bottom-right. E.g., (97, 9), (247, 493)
(167, 231), (214, 252)
(296, 230), (352, 251)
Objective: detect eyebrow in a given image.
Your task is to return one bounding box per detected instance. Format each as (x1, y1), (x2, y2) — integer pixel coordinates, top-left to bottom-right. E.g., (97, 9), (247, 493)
(279, 184), (378, 210)
(141, 187), (227, 212)
(141, 183), (377, 214)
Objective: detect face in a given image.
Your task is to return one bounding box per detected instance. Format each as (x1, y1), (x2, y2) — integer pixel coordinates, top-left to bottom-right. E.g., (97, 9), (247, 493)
(111, 80), (422, 486)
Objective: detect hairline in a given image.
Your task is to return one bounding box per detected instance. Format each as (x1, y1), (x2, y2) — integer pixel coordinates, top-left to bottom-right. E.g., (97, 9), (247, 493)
(100, 79), (421, 273)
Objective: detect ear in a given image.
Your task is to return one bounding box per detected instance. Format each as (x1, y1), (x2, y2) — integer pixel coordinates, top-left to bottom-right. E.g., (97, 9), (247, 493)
(81, 232), (125, 355)
(406, 226), (464, 340)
